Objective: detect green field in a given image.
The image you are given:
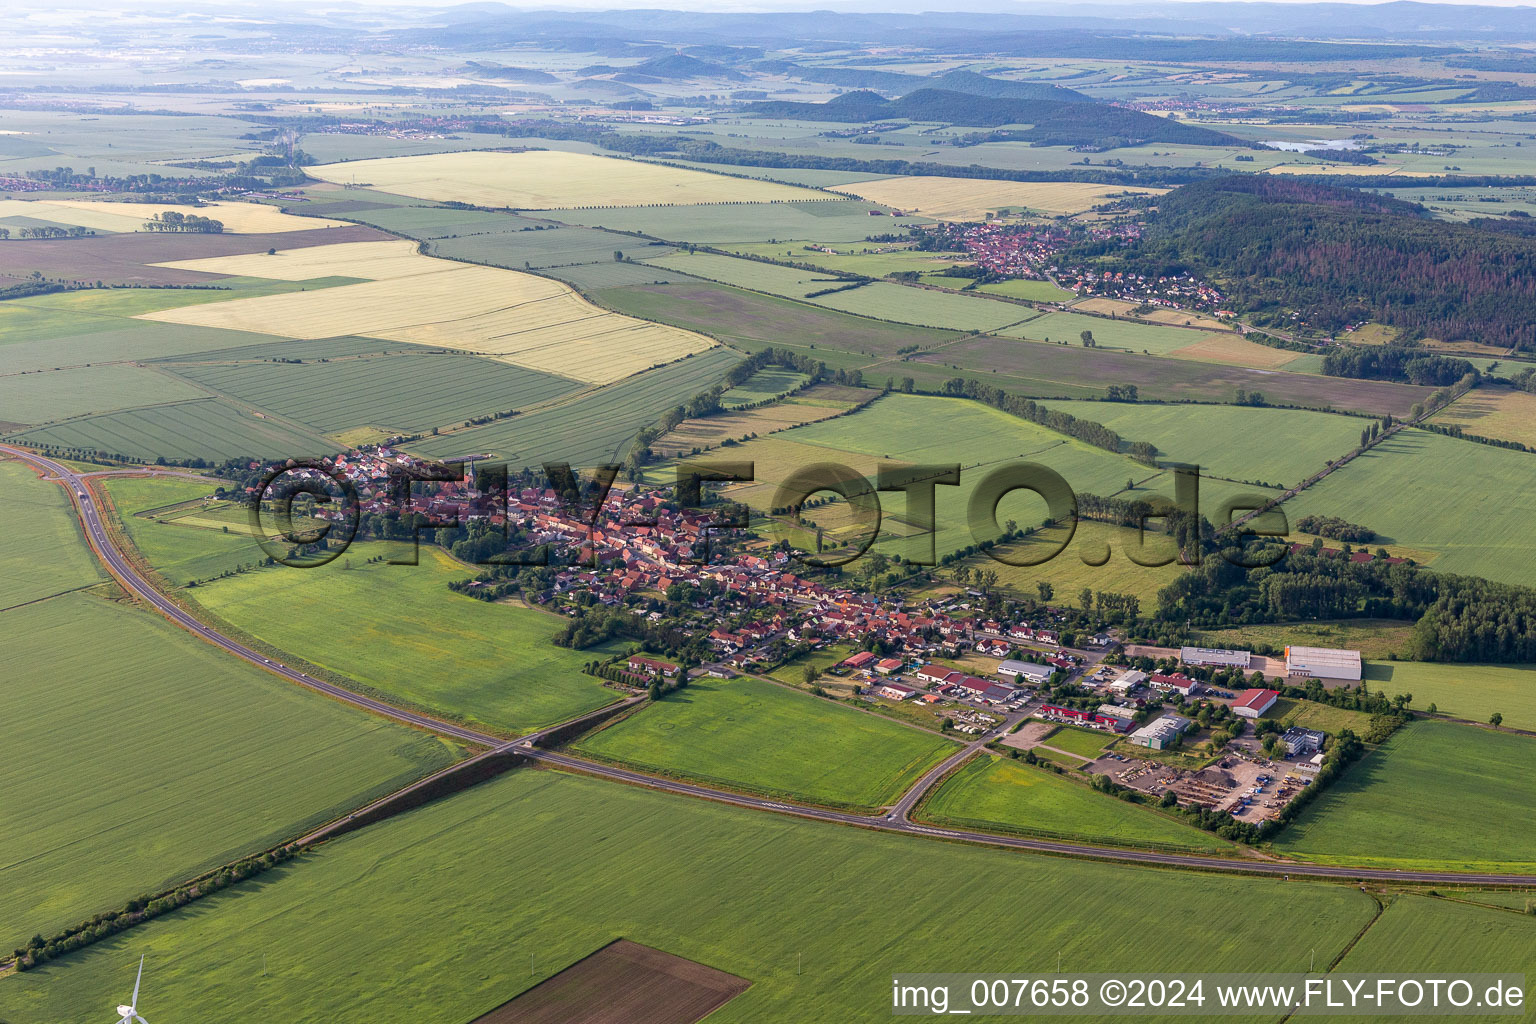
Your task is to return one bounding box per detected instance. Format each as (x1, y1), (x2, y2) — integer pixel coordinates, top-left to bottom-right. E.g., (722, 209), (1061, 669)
(1044, 401), (1368, 487)
(546, 198), (893, 243)
(722, 393), (1272, 566)
(0, 316), (300, 375)
(0, 364), (206, 426)
(642, 251), (1029, 331)
(975, 278), (1074, 302)
(1330, 896), (1536, 1024)
(190, 543), (616, 736)
(904, 334), (1434, 415)
(917, 755), (1228, 851)
(167, 353), (582, 435)
(593, 279), (961, 362)
(1001, 311), (1219, 356)
(1272, 698), (1381, 736)
(1283, 428), (1536, 587)
(410, 346), (740, 467)
(724, 367), (810, 408)
(0, 591), (461, 939)
(429, 224), (672, 270)
(642, 250), (853, 300)
(814, 280), (1031, 331)
(1041, 725), (1117, 757)
(8, 397), (339, 462)
(102, 475), (259, 586)
(573, 676), (956, 810)
(0, 459), (103, 606)
(1364, 661), (1536, 732)
(318, 204), (540, 239)
(0, 769), (1380, 1024)
(1273, 720), (1536, 872)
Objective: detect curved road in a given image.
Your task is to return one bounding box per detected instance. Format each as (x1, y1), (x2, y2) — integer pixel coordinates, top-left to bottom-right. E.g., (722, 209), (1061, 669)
(2, 445), (499, 748)
(10, 443), (1536, 887)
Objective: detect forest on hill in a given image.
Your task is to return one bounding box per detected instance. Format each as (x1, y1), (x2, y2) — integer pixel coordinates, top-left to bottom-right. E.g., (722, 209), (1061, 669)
(1125, 176), (1536, 349)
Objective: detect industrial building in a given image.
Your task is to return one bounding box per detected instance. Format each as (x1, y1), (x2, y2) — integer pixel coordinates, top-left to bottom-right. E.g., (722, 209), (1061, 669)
(1233, 688), (1280, 718)
(1180, 646), (1251, 668)
(998, 659), (1053, 683)
(1285, 645), (1362, 682)
(1130, 714), (1192, 750)
(1282, 727), (1326, 755)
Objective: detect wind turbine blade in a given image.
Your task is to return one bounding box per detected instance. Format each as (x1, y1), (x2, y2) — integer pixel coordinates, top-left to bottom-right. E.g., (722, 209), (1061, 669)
(135, 1016), (150, 1024)
(132, 955), (144, 1007)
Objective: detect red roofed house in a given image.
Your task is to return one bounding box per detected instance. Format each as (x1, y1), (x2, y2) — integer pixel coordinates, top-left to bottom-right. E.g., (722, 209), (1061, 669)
(874, 657), (905, 676)
(1233, 688), (1279, 718)
(628, 655), (679, 679)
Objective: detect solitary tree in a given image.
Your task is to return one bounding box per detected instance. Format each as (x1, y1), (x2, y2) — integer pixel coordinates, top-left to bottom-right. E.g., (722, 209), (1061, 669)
(1491, 711), (1504, 728)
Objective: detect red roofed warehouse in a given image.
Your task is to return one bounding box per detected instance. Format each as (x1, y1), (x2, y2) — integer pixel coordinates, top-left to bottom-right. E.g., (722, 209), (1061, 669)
(1233, 688), (1279, 718)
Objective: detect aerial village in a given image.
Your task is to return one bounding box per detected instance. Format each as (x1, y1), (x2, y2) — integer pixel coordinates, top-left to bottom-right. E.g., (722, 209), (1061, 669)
(257, 446), (1375, 830)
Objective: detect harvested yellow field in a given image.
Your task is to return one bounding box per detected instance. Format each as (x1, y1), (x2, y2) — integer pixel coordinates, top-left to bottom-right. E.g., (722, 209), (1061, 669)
(307, 150), (827, 209)
(0, 199), (344, 233)
(137, 246), (712, 384)
(151, 239), (450, 281)
(1428, 388), (1536, 448)
(829, 176), (1166, 220)
(1168, 334), (1304, 370)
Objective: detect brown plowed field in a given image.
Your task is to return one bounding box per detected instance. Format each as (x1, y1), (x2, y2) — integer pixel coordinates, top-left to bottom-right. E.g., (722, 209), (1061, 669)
(470, 939), (750, 1024)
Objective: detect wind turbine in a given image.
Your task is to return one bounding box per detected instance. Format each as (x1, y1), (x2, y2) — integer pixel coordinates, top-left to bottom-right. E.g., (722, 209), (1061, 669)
(114, 955), (150, 1024)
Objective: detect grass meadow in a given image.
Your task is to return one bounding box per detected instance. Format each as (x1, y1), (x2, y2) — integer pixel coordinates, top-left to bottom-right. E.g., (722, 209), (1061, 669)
(1364, 661), (1536, 732)
(1272, 720), (1536, 871)
(0, 770), (1381, 1024)
(1041, 726), (1118, 758)
(917, 755), (1228, 851)
(102, 475), (258, 586)
(190, 542), (617, 736)
(573, 676), (957, 810)
(0, 591), (461, 939)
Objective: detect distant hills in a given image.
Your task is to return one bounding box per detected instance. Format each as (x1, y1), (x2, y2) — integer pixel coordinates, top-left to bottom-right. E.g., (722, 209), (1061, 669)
(741, 89), (1244, 147)
(597, 54), (748, 82)
(753, 64), (1091, 102)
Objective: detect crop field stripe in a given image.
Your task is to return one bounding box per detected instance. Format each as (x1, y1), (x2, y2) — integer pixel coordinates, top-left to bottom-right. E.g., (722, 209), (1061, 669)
(166, 354), (584, 434)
